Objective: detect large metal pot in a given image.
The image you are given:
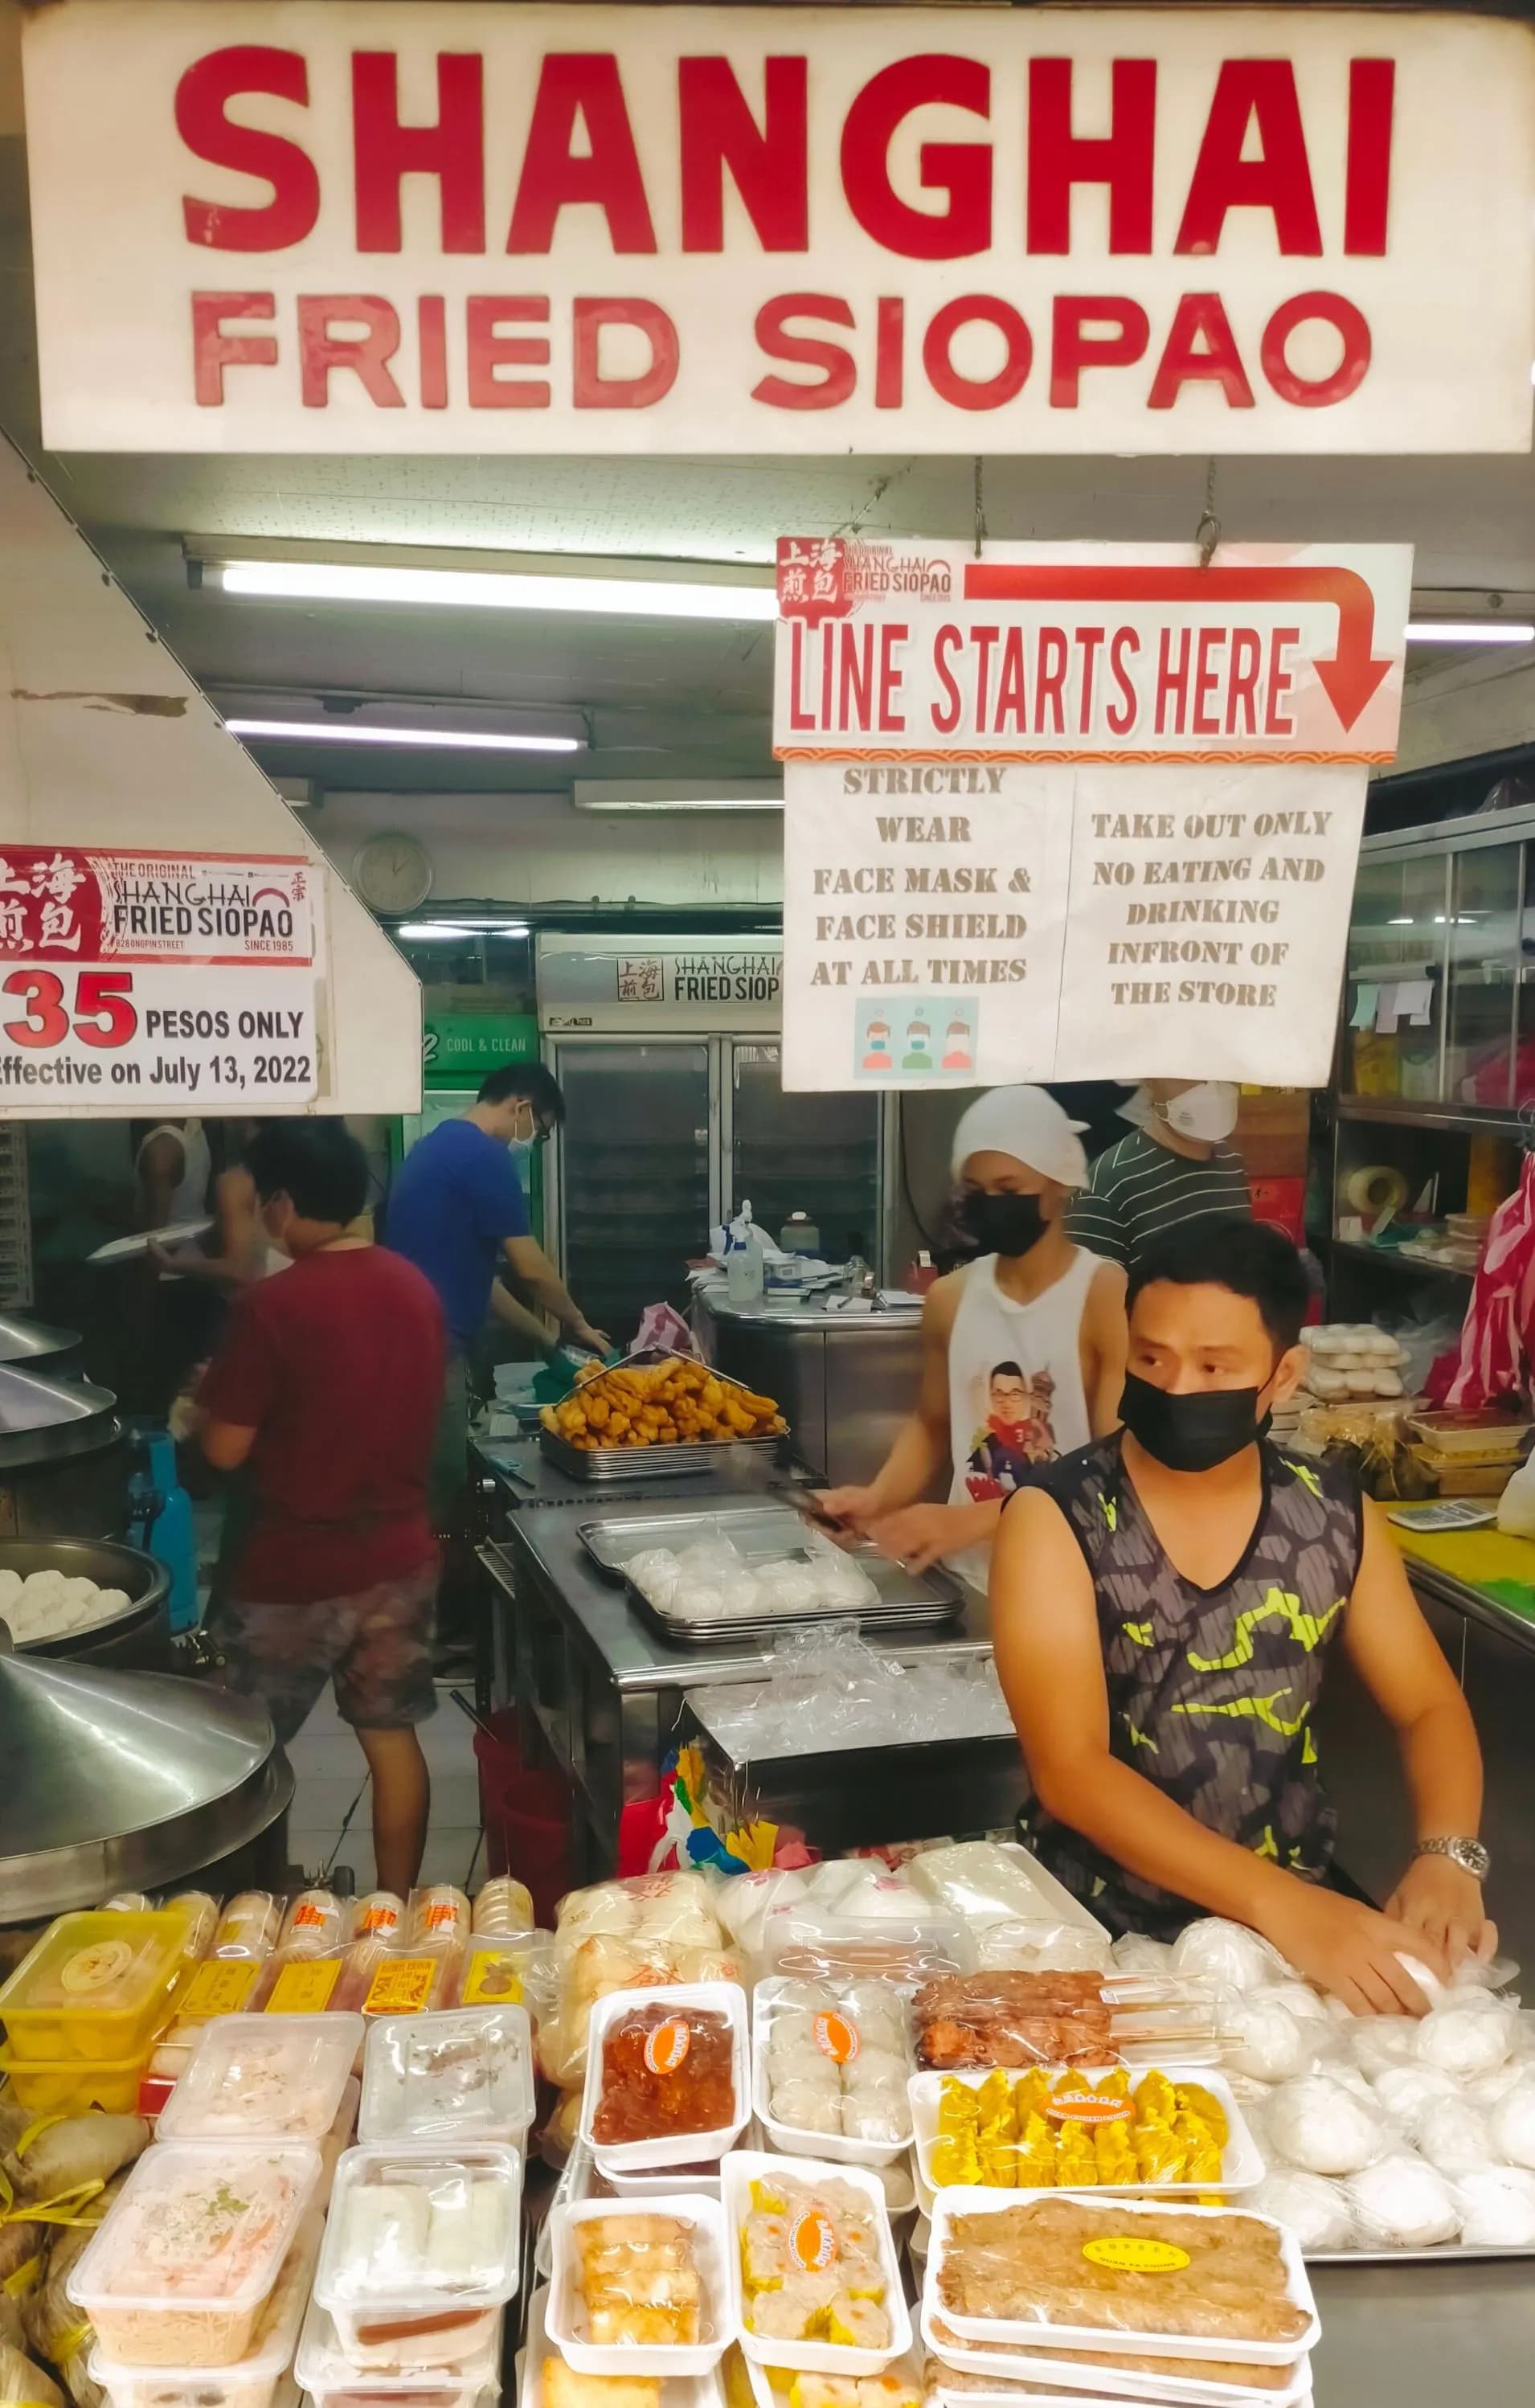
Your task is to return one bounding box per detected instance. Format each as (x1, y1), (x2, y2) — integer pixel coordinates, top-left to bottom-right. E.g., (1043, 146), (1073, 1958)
(0, 1364), (127, 1538)
(0, 1536), (170, 1670)
(0, 1313), (83, 1378)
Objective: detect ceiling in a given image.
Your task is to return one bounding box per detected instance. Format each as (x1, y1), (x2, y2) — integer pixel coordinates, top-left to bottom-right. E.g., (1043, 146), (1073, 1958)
(2, 7), (1534, 801)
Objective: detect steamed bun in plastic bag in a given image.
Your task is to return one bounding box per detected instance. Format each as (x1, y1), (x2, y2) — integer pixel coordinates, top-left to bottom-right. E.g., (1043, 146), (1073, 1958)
(1267, 2074), (1391, 2174)
(1371, 2064), (1461, 2126)
(1413, 2097), (1497, 2177)
(1170, 1916), (1289, 1991)
(1218, 1995), (1313, 2084)
(1247, 2169), (1355, 2253)
(1110, 1932), (1175, 1977)
(1416, 1999), (1517, 2078)
(1489, 2072), (1535, 2170)
(1455, 2164), (1535, 2246)
(1346, 2153), (1460, 2247)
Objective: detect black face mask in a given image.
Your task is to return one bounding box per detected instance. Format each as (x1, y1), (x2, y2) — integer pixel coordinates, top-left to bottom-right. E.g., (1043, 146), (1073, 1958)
(1119, 1370), (1271, 1472)
(961, 1190), (1047, 1258)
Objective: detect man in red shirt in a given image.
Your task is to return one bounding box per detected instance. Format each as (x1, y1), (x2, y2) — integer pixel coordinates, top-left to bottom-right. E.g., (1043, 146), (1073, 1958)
(199, 1120), (445, 1892)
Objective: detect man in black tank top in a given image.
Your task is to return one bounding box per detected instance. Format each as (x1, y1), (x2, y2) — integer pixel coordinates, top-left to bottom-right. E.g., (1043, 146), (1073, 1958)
(992, 1222), (1494, 2016)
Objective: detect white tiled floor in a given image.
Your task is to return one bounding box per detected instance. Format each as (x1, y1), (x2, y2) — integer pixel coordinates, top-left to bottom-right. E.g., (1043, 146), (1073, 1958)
(282, 1682), (486, 1894)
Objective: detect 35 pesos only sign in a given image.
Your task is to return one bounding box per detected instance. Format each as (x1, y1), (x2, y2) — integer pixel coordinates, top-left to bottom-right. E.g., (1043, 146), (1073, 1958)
(0, 849), (321, 1112)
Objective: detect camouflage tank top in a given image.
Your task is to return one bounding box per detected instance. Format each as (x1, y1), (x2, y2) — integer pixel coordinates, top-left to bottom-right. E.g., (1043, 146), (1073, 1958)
(1016, 1435), (1364, 1939)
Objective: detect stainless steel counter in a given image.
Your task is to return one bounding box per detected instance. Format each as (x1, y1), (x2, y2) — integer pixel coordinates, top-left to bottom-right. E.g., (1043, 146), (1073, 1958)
(693, 1289), (925, 1486)
(1312, 2256), (1535, 2407)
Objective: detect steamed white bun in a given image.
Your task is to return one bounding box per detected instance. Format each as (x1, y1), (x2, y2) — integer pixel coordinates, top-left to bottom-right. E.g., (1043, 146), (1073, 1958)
(1170, 1916), (1288, 1992)
(1346, 2153), (1460, 2247)
(1267, 2075), (1390, 2175)
(1110, 1932), (1175, 1977)
(1416, 2001), (1515, 2078)
(1455, 2165), (1535, 2246)
(1489, 2074), (1535, 2171)
(1413, 2098), (1496, 2177)
(1219, 1996), (1312, 2084)
(1371, 2064), (1461, 2126)
(1247, 2170), (1355, 2252)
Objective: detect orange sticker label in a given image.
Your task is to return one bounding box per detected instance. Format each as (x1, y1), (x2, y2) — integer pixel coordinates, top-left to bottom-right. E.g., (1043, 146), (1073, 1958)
(644, 2017), (691, 2076)
(1046, 2092), (1127, 2127)
(1083, 2238), (1189, 2275)
(264, 1959), (342, 2014)
(424, 1902), (460, 1931)
(791, 2209), (839, 2273)
(813, 2011), (860, 2066)
(461, 1948), (524, 2008)
(292, 1902), (327, 1929)
(180, 1960), (260, 2021)
(364, 1956), (437, 2016)
(358, 1905), (400, 1935)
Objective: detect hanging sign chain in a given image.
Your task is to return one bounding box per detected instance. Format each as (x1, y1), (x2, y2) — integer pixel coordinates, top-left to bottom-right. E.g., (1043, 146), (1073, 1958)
(973, 456), (987, 558)
(1195, 457), (1220, 568)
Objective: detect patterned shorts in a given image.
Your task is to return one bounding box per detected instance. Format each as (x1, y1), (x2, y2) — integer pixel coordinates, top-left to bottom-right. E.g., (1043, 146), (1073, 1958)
(213, 1558), (439, 1744)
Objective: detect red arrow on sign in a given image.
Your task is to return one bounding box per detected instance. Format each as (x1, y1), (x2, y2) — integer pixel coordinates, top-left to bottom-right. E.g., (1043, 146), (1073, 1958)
(963, 563), (1394, 734)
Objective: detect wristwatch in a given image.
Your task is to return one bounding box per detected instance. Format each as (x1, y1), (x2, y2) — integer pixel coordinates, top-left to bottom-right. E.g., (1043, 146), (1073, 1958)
(1414, 1835), (1492, 1881)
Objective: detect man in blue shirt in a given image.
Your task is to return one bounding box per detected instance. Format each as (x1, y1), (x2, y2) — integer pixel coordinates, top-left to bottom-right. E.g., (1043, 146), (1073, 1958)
(386, 1063), (609, 1542)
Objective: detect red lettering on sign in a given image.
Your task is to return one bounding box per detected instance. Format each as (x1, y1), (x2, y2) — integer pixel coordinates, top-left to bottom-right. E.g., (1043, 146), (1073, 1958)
(923, 296), (1032, 410)
(841, 56), (992, 260)
(1262, 293), (1371, 407)
(1036, 629), (1068, 735)
(1265, 627), (1300, 734)
(1107, 629), (1140, 735)
(1026, 57), (1156, 255)
(1050, 295), (1150, 406)
(1227, 629), (1262, 735)
(753, 295), (856, 410)
(1076, 627), (1107, 733)
(679, 57), (808, 252)
(1192, 626), (1223, 735)
(467, 297), (551, 407)
(1156, 626), (1191, 735)
(418, 295), (448, 408)
(874, 297), (905, 409)
(1176, 61), (1323, 256)
(931, 626), (964, 735)
(1147, 292), (1254, 410)
(353, 51), (485, 255)
(1344, 59), (1395, 256)
(191, 292), (276, 405)
(508, 55), (657, 254)
(297, 296), (404, 407)
(573, 299), (678, 408)
(176, 47), (318, 252)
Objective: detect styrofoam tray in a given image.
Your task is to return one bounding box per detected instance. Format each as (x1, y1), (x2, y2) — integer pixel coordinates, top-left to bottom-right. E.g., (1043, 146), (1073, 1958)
(752, 1976), (913, 2168)
(524, 2286), (723, 2408)
(547, 2193), (730, 2377)
(581, 1983), (749, 2173)
(925, 2189), (1319, 2368)
(911, 2066), (1263, 2198)
(723, 2148), (912, 2376)
(741, 2340), (925, 2408)
(922, 2303), (1312, 2408)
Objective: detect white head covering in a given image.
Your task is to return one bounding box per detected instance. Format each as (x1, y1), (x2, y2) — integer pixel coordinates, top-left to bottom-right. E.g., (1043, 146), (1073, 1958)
(950, 1086), (1089, 1189)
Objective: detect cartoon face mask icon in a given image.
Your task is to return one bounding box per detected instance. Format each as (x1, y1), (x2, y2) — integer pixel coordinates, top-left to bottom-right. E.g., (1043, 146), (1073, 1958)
(903, 1018), (933, 1071)
(942, 1018), (973, 1071)
(862, 1019), (892, 1072)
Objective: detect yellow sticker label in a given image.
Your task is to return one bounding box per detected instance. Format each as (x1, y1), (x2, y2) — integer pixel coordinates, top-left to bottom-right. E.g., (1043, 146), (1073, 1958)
(364, 1955), (437, 2016)
(1083, 2238), (1190, 2275)
(1046, 2093), (1126, 2127)
(181, 1960), (260, 2020)
(264, 1959), (342, 2014)
(460, 1948), (524, 2008)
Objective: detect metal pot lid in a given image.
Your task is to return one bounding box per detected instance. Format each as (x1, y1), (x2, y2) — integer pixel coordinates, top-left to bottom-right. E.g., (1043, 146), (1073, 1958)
(0, 1362), (117, 1467)
(0, 1640), (286, 1917)
(0, 1313), (81, 1366)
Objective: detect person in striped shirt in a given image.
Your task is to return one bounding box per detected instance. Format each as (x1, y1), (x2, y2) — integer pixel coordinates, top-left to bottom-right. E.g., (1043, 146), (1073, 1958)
(1065, 1080), (1251, 1275)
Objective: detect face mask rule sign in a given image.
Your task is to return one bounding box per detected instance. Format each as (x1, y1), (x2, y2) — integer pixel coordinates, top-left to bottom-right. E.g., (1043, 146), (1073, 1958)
(18, 3), (1534, 452)
(772, 539), (1410, 1092)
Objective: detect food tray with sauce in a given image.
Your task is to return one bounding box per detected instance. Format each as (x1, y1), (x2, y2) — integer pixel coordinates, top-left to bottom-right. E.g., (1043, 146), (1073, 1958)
(579, 1981), (750, 2173)
(578, 1505), (964, 1644)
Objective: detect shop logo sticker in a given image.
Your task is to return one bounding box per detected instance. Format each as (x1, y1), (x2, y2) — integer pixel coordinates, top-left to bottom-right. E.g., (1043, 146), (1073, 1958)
(357, 1902), (401, 1936)
(424, 1902), (460, 1932)
(1083, 2238), (1190, 2274)
(645, 2017), (692, 2076)
(59, 1939), (133, 1994)
(813, 2012), (860, 2066)
(1046, 2091), (1128, 2127)
(791, 2208), (840, 2272)
(291, 1901), (328, 1930)
(362, 1956), (437, 2016)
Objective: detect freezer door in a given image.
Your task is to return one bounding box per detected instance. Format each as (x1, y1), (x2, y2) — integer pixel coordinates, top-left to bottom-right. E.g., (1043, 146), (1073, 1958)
(550, 1040), (714, 1343)
(727, 1042), (881, 1263)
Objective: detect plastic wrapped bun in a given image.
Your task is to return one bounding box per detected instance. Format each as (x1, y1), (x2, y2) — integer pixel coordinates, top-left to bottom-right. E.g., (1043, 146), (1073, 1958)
(1170, 1917), (1289, 1992)
(1264, 1980), (1331, 2025)
(1371, 2064), (1461, 2126)
(1463, 2059), (1531, 2111)
(1416, 1999), (1516, 2078)
(1247, 2169), (1356, 2252)
(1218, 1995), (1312, 2084)
(1267, 2074), (1391, 2175)
(1455, 2164), (1535, 2246)
(1110, 1932), (1175, 1977)
(1489, 2072), (1535, 2170)
(1349, 2016), (1423, 2079)
(1414, 2097), (1497, 2176)
(1346, 2152), (1461, 2247)
(971, 1919), (1115, 1976)
(1393, 1951), (1449, 2006)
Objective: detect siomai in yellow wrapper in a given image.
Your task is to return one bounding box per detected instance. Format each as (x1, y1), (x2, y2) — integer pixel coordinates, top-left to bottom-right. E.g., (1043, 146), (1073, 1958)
(1016, 2108), (1057, 2189)
(1054, 2119), (1098, 2186)
(1134, 2069), (1177, 2126)
(976, 2119), (1017, 2187)
(1095, 2068), (1132, 2107)
(931, 2130), (981, 2186)
(1094, 2115), (1138, 2185)
(975, 2069), (1015, 2131)
(1174, 2082), (1230, 2148)
(1174, 2109), (1223, 2185)
(938, 2078), (979, 2137)
(1012, 2067), (1052, 2123)
(1134, 2119), (1188, 2185)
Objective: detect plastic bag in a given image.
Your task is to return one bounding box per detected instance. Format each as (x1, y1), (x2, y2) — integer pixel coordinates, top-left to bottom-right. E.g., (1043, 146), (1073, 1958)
(209, 1892), (281, 1960)
(0, 2343), (63, 2408)
(966, 1920), (1115, 1977)
(1415, 1994), (1519, 2078)
(632, 1304), (700, 1359)
(538, 1874), (738, 2095)
(1263, 2074), (1394, 2175)
(759, 1973), (913, 2149)
(1246, 2168), (1356, 2252)
(2, 2112), (149, 2208)
(913, 1971), (1117, 2070)
(1345, 2153), (1460, 2247)
(1453, 2164), (1535, 2245)
(1169, 1918), (1290, 1992)
(472, 1878), (534, 1937)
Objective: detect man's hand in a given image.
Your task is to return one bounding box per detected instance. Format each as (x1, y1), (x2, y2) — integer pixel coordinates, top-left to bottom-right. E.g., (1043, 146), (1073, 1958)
(814, 1485), (882, 1532)
(146, 1239), (178, 1276)
(569, 1321), (612, 1355)
(1386, 1853), (1497, 1972)
(866, 1502), (964, 1575)
(1258, 1881), (1447, 2016)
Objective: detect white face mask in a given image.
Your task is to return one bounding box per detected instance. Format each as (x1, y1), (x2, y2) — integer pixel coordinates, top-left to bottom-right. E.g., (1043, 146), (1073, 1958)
(1161, 1081), (1239, 1143)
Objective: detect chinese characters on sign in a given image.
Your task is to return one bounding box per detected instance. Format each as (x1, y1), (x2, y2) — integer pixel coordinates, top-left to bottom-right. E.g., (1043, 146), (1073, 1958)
(772, 539), (1411, 1091)
(0, 849), (321, 1112)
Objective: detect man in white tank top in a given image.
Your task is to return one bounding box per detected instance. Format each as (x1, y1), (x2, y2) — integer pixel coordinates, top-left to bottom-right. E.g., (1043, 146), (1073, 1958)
(817, 1087), (1127, 1587)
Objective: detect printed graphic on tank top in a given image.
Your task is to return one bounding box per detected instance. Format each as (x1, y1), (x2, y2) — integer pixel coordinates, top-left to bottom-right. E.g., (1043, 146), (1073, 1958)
(945, 1247), (1097, 1586)
(1015, 1435), (1363, 1938)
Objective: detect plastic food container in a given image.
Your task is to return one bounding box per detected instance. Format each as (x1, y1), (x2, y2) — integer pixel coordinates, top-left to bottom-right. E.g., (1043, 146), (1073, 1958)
(317, 2080), (362, 2209)
(753, 1974), (914, 2167)
(360, 2006), (534, 2145)
(295, 2298), (501, 2408)
(0, 2038), (149, 2117)
(908, 2066), (1262, 2197)
(523, 2284), (724, 2408)
(313, 2140), (522, 2366)
(923, 2190), (1320, 2368)
(66, 2137), (322, 2368)
(158, 2013), (365, 2144)
(87, 2211), (321, 2408)
(581, 1983), (749, 2172)
(723, 2149), (912, 2376)
(919, 2305), (1313, 2408)
(741, 2341), (924, 2408)
(0, 1909), (190, 2062)
(548, 2194), (730, 2377)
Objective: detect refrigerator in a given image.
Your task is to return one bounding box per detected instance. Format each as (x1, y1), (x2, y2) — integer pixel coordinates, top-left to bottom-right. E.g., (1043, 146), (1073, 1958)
(538, 935), (894, 1344)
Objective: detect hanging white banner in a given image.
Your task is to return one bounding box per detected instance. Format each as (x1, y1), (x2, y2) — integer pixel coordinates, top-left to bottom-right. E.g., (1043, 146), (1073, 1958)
(773, 539), (1409, 1090)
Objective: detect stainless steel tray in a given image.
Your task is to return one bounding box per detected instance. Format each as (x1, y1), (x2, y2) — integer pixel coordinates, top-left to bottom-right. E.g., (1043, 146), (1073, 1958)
(1308, 2242), (1535, 2263)
(577, 1503), (964, 1644)
(540, 1426), (784, 1483)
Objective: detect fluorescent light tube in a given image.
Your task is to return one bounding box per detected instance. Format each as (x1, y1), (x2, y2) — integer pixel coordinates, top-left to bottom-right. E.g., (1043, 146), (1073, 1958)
(573, 779), (784, 813)
(212, 559), (776, 622)
(395, 923), (476, 940)
(1406, 621), (1535, 645)
(225, 717), (581, 753)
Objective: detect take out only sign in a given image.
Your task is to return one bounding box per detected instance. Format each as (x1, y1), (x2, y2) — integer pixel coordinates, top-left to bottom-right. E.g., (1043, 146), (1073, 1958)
(20, 3), (1534, 453)
(772, 540), (1411, 1091)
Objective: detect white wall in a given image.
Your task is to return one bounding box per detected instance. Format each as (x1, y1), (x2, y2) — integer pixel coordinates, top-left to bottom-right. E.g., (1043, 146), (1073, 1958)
(0, 440), (423, 1112)
(1393, 647), (1535, 777)
(312, 789), (782, 909)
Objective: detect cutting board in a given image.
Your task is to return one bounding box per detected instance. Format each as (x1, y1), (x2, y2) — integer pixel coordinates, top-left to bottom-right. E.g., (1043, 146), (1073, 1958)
(1392, 1524), (1535, 1621)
